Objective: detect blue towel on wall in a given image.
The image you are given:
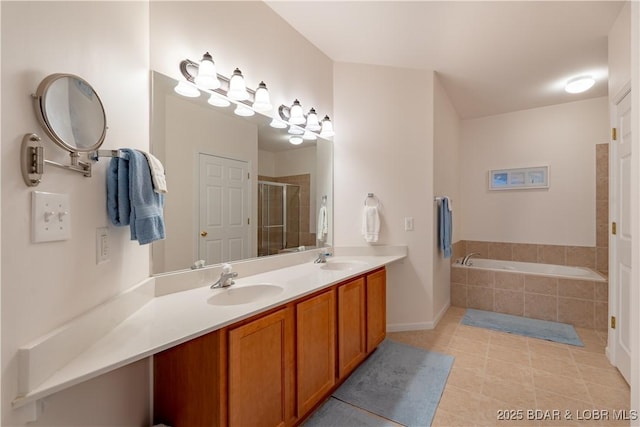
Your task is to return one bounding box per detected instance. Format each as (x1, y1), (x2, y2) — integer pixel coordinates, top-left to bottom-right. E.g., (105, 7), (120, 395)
(438, 197), (452, 258)
(106, 151), (131, 226)
(106, 149), (165, 245)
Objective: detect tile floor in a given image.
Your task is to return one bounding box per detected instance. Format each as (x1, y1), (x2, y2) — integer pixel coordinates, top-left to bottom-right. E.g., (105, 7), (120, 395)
(388, 307), (631, 427)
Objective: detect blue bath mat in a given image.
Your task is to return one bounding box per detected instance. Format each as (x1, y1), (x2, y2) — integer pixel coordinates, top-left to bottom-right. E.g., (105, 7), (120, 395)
(331, 339), (454, 427)
(462, 309), (584, 347)
(303, 397), (396, 427)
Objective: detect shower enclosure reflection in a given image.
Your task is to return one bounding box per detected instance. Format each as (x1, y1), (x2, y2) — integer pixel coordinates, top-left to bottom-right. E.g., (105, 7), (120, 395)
(258, 181), (302, 256)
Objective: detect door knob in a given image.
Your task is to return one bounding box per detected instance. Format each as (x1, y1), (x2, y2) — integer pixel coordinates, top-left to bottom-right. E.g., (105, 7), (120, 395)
(200, 231), (208, 237)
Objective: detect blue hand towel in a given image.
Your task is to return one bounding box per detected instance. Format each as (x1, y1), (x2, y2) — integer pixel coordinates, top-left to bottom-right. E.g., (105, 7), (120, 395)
(106, 151), (131, 226)
(438, 197), (452, 258)
(125, 149), (165, 245)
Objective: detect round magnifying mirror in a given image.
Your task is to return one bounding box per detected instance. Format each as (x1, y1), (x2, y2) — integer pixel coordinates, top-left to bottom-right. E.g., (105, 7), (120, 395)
(33, 73), (107, 152)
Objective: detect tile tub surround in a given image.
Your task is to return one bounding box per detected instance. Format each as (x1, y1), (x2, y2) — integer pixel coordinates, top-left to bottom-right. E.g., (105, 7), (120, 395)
(450, 264), (608, 330)
(453, 240), (608, 275)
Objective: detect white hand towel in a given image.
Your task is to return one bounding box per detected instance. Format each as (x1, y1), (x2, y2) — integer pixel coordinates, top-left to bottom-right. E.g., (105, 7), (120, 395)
(141, 151), (168, 194)
(362, 205), (380, 243)
(317, 205), (328, 241)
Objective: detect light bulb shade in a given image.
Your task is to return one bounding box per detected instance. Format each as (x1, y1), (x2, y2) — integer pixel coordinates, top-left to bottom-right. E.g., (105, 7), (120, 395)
(289, 99), (305, 125)
(252, 81), (272, 112)
(195, 52), (220, 89)
(174, 80), (200, 98)
(320, 115), (335, 137)
(305, 108), (321, 131)
(289, 136), (303, 145)
(565, 76), (595, 94)
(234, 104), (255, 117)
(227, 68), (249, 101)
(302, 131), (317, 141)
(207, 93), (230, 107)
(288, 125), (304, 135)
(270, 118), (287, 129)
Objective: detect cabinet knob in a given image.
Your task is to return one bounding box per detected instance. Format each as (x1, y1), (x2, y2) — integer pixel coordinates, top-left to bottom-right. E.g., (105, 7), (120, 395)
(200, 231), (208, 237)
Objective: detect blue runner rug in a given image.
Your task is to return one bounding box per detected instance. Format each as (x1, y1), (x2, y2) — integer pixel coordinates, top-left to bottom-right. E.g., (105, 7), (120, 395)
(462, 308), (584, 346)
(323, 339), (453, 427)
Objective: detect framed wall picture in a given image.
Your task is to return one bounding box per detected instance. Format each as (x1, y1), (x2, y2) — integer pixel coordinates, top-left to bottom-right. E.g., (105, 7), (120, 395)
(489, 166), (549, 190)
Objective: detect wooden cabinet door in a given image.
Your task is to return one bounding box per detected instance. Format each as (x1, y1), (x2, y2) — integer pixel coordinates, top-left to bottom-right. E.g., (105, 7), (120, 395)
(337, 277), (367, 379)
(296, 290), (336, 418)
(366, 268), (387, 353)
(228, 307), (294, 427)
(154, 331), (226, 427)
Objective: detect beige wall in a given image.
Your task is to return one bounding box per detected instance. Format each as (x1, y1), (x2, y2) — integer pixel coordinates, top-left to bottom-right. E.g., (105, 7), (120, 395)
(433, 73), (462, 317)
(1, 2), (151, 425)
(460, 97), (609, 247)
(608, 2), (631, 101)
(333, 62), (437, 329)
(1, 1), (334, 425)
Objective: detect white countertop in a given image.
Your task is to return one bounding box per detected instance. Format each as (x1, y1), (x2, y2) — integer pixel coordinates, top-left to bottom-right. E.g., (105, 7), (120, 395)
(13, 249), (406, 409)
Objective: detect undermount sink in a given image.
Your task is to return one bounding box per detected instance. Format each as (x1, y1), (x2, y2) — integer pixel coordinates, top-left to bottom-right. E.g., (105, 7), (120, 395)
(320, 260), (369, 271)
(207, 284), (284, 306)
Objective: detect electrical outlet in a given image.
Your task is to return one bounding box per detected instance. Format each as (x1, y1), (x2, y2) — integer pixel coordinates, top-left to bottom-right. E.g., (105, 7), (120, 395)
(96, 227), (109, 264)
(404, 217), (414, 231)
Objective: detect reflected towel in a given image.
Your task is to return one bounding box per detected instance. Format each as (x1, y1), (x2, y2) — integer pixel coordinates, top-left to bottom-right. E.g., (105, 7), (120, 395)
(362, 206), (380, 243)
(141, 151), (168, 194)
(317, 205), (328, 241)
(438, 197), (452, 258)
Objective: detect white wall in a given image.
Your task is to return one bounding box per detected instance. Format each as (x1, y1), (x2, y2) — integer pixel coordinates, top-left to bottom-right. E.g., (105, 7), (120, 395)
(334, 62), (436, 330)
(460, 97), (609, 246)
(433, 73), (461, 318)
(1, 2), (151, 425)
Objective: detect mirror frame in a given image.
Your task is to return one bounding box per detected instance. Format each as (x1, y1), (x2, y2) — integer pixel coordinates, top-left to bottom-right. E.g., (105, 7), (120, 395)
(33, 73), (107, 153)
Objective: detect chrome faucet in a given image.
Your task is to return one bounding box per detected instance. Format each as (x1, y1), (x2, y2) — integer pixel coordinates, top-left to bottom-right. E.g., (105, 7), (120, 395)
(461, 252), (480, 265)
(461, 252), (480, 266)
(211, 264), (238, 289)
(314, 251), (329, 263)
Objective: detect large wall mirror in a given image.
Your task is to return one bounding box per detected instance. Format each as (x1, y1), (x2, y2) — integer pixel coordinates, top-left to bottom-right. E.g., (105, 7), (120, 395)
(151, 71), (333, 275)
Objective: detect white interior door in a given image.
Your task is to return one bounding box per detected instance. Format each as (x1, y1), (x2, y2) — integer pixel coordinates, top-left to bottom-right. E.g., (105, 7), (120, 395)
(611, 91), (632, 384)
(198, 153), (249, 264)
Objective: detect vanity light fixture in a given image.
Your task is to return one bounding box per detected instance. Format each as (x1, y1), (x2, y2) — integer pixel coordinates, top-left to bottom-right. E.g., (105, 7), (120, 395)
(252, 81), (272, 112)
(234, 104), (255, 117)
(302, 130), (317, 141)
(288, 125), (304, 135)
(207, 93), (231, 107)
(227, 68), (250, 101)
(289, 136), (303, 145)
(177, 52), (335, 141)
(305, 108), (321, 131)
(194, 52), (220, 89)
(174, 80), (200, 98)
(320, 116), (335, 138)
(269, 117), (287, 129)
(565, 75), (595, 94)
(288, 100), (306, 125)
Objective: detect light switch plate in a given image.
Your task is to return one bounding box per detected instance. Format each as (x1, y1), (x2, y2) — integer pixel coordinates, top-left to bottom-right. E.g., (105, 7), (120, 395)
(404, 216), (414, 231)
(32, 191), (71, 243)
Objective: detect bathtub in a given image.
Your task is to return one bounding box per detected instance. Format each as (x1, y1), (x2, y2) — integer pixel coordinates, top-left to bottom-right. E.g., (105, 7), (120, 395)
(455, 258), (606, 282)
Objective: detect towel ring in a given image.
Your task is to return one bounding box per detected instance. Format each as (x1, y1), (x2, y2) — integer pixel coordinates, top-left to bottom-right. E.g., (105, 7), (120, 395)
(364, 193), (380, 207)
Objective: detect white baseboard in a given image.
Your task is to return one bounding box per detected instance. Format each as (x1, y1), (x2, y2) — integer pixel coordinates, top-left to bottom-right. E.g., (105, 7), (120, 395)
(387, 300), (451, 332)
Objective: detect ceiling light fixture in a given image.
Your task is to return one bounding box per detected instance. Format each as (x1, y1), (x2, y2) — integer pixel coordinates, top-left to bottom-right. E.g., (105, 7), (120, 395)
(252, 81), (272, 112)
(227, 68), (250, 101)
(320, 116), (335, 138)
(565, 76), (595, 94)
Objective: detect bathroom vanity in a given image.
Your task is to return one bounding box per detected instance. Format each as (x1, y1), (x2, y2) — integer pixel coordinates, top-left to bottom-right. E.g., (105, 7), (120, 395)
(153, 267), (387, 427)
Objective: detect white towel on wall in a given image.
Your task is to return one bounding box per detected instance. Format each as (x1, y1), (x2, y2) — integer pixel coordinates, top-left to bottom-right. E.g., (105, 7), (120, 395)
(317, 205), (328, 241)
(141, 151), (168, 194)
(362, 206), (380, 243)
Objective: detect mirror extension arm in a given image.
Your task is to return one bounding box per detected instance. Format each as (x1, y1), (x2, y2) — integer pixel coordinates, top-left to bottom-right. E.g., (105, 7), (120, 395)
(21, 133), (92, 186)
